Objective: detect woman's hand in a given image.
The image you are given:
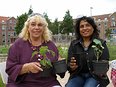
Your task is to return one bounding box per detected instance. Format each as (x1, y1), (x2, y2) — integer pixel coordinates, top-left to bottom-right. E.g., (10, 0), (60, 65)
(70, 57), (78, 71)
(20, 62), (43, 75)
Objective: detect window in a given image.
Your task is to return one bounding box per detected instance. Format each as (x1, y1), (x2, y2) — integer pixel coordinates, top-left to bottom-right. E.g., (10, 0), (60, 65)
(14, 32), (16, 36)
(2, 25), (5, 30)
(104, 22), (107, 26)
(10, 26), (12, 30)
(9, 20), (12, 24)
(98, 24), (101, 26)
(2, 20), (4, 22)
(8, 32), (10, 36)
(98, 18), (101, 21)
(2, 40), (5, 42)
(13, 20), (16, 24)
(2, 32), (5, 36)
(104, 18), (108, 21)
(111, 16), (115, 21)
(112, 21), (116, 26)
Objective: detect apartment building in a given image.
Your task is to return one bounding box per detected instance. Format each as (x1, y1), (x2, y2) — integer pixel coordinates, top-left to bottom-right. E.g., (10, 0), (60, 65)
(93, 12), (116, 39)
(0, 16), (17, 45)
(109, 12), (116, 38)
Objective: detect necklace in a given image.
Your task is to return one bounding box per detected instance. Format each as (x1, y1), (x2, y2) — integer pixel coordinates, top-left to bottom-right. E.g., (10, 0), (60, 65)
(28, 38), (43, 47)
(29, 41), (43, 62)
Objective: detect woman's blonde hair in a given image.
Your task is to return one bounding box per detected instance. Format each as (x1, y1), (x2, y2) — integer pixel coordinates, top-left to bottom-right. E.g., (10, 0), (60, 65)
(19, 13), (52, 42)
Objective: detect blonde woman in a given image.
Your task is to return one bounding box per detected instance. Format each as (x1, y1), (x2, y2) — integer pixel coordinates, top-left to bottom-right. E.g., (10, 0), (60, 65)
(6, 13), (62, 87)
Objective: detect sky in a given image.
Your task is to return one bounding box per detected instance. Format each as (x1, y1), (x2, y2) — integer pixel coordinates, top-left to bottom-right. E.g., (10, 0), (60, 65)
(0, 0), (116, 21)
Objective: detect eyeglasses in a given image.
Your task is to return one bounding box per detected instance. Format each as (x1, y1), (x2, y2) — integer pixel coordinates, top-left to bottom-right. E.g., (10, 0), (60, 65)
(28, 13), (44, 18)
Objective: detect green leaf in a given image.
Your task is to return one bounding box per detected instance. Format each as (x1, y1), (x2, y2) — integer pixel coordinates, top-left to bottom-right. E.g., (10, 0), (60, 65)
(92, 39), (104, 60)
(31, 51), (38, 58)
(39, 46), (48, 56)
(93, 39), (102, 45)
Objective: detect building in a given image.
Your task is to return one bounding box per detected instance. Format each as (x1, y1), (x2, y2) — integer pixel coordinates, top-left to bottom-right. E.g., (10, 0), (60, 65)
(0, 16), (17, 45)
(93, 12), (116, 39)
(109, 12), (116, 39)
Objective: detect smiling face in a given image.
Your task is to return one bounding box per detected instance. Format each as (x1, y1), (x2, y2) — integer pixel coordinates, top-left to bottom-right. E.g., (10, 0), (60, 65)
(79, 20), (94, 39)
(28, 16), (45, 39)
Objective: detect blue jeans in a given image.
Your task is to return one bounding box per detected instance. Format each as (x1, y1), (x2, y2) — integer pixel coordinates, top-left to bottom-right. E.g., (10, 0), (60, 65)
(66, 73), (99, 87)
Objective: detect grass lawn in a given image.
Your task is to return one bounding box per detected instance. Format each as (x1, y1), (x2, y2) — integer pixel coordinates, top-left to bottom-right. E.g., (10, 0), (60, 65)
(107, 43), (116, 60)
(0, 76), (5, 87)
(0, 45), (9, 54)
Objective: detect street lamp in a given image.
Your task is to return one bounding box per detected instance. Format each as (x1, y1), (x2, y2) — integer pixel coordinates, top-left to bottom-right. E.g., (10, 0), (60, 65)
(90, 7), (93, 17)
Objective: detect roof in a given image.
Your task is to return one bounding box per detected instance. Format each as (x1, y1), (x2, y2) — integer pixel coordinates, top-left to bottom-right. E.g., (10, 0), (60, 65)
(92, 14), (111, 20)
(0, 16), (9, 23)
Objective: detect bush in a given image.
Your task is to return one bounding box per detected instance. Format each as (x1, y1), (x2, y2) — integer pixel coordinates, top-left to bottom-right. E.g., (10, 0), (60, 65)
(57, 45), (68, 59)
(107, 43), (116, 60)
(0, 46), (9, 54)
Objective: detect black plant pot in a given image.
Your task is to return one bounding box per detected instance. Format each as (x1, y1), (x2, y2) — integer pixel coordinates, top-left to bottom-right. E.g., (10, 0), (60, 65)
(53, 59), (67, 74)
(92, 60), (109, 75)
(39, 67), (52, 77)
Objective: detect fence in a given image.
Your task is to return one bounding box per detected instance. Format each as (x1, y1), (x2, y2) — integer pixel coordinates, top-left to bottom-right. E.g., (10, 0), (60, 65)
(52, 34), (75, 46)
(0, 54), (7, 62)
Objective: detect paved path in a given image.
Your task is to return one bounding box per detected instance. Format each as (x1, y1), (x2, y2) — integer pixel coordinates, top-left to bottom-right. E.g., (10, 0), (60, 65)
(57, 68), (113, 87)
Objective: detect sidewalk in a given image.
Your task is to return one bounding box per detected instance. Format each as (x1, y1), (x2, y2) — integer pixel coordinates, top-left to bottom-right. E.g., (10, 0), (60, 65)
(57, 68), (113, 87)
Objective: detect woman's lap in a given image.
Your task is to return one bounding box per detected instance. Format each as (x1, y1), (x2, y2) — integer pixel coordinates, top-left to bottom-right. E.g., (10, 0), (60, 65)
(66, 74), (99, 87)
(66, 76), (84, 87)
(84, 77), (98, 87)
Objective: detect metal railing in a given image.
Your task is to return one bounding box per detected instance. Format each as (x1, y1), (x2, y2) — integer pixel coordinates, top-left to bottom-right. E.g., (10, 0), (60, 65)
(0, 54), (7, 62)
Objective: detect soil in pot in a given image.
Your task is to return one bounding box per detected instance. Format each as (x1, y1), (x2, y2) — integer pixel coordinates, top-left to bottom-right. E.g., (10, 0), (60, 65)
(53, 59), (67, 74)
(92, 60), (109, 75)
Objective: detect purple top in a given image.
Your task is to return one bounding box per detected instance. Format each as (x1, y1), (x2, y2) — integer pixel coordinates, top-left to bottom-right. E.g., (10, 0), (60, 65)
(6, 38), (60, 87)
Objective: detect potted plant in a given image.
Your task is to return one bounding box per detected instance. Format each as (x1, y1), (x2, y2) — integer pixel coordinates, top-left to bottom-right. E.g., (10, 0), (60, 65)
(52, 45), (67, 74)
(92, 39), (109, 75)
(31, 46), (55, 77)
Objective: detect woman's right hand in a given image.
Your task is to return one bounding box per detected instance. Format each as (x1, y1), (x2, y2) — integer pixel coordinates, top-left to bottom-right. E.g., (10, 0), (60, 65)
(70, 57), (78, 71)
(20, 62), (43, 75)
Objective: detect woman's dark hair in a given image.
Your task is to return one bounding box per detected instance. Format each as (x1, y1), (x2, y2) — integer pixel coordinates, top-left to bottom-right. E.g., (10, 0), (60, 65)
(75, 16), (99, 40)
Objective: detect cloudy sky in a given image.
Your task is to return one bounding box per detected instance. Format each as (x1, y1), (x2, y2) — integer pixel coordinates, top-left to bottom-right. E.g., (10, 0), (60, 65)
(0, 0), (116, 21)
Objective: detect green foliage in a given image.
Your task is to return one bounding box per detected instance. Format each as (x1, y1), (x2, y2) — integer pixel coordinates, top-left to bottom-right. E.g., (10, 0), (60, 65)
(92, 39), (104, 61)
(52, 18), (59, 34)
(0, 76), (5, 87)
(57, 45), (68, 59)
(15, 13), (28, 35)
(60, 10), (74, 34)
(107, 43), (116, 60)
(41, 11), (74, 35)
(0, 46), (9, 54)
(105, 28), (111, 39)
(31, 46), (55, 68)
(43, 13), (53, 32)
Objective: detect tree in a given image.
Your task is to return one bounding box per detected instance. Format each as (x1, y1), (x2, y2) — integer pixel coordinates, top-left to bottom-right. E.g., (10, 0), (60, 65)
(15, 13), (28, 35)
(105, 28), (111, 39)
(15, 7), (34, 35)
(43, 13), (53, 32)
(60, 10), (74, 34)
(52, 18), (59, 34)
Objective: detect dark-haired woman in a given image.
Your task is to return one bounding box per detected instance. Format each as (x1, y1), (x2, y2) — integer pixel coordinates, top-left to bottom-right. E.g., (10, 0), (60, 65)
(66, 16), (109, 87)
